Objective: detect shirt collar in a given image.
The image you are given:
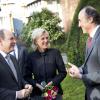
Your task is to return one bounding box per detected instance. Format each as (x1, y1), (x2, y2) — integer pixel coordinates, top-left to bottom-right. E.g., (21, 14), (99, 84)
(90, 25), (100, 38)
(0, 50), (7, 58)
(10, 44), (18, 59)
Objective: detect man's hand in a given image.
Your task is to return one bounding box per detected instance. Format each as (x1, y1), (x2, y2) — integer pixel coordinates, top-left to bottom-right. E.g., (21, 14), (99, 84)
(68, 62), (82, 79)
(25, 84), (33, 94)
(16, 84), (33, 99)
(16, 88), (30, 99)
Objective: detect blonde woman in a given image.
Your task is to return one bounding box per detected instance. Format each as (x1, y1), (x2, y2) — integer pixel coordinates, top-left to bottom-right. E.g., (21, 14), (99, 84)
(24, 28), (67, 100)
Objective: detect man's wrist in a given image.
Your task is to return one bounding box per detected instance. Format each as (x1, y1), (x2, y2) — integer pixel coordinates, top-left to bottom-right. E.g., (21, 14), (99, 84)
(79, 74), (82, 79)
(16, 91), (18, 99)
(16, 91), (23, 99)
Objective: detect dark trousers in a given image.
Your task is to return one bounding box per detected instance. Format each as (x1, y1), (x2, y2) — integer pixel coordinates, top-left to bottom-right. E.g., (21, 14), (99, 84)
(30, 94), (62, 100)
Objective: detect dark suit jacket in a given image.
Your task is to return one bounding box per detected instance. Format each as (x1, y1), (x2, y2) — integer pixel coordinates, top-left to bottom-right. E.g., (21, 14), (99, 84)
(0, 53), (26, 100)
(79, 26), (100, 100)
(16, 43), (28, 76)
(24, 48), (67, 96)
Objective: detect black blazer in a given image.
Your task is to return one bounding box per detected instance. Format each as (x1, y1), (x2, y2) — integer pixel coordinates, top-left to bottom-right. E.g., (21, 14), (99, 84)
(17, 43), (28, 76)
(0, 54), (25, 100)
(24, 48), (67, 96)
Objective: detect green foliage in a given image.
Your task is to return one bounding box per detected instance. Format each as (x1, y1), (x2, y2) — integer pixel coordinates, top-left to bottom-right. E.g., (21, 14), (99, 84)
(62, 76), (85, 100)
(66, 0), (100, 66)
(66, 0), (88, 66)
(21, 8), (64, 47)
(51, 32), (67, 52)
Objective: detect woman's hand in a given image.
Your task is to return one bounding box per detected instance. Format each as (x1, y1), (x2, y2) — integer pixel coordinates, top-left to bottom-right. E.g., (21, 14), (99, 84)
(36, 83), (44, 91)
(45, 81), (53, 87)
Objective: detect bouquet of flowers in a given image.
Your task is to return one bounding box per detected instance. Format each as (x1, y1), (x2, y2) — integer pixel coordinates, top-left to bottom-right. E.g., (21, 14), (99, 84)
(41, 81), (58, 100)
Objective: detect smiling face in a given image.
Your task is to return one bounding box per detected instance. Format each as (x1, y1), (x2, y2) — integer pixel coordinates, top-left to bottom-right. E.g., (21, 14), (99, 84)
(0, 30), (16, 53)
(35, 32), (49, 52)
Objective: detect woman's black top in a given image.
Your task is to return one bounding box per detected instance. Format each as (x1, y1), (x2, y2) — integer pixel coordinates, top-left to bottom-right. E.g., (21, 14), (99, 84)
(24, 48), (67, 96)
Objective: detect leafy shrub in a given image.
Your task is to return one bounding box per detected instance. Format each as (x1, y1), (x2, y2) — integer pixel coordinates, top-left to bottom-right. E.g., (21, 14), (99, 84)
(21, 8), (64, 48)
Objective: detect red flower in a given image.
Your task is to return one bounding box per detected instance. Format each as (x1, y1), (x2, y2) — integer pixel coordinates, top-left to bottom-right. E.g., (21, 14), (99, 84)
(43, 86), (58, 100)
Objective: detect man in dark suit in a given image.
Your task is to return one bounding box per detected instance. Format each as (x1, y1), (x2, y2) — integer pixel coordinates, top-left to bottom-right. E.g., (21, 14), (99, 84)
(68, 6), (100, 100)
(17, 43), (28, 76)
(0, 29), (33, 100)
(10, 39), (28, 76)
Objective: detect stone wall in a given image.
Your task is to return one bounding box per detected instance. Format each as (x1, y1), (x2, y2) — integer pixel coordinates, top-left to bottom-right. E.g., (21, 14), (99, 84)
(60, 0), (80, 32)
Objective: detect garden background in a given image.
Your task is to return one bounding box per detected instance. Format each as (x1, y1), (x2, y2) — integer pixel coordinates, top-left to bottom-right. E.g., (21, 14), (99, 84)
(21, 0), (100, 99)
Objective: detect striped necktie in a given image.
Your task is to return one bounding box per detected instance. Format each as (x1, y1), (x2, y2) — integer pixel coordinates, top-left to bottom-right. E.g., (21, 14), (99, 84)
(6, 54), (18, 81)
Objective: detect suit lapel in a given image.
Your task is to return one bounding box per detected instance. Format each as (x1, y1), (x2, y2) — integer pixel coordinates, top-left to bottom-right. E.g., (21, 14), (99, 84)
(0, 54), (18, 84)
(84, 27), (100, 64)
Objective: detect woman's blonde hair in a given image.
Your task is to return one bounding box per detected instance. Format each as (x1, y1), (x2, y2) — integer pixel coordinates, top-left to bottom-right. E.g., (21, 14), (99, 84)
(31, 28), (49, 50)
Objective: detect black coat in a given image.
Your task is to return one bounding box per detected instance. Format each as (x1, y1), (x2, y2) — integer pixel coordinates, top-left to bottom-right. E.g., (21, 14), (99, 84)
(17, 43), (28, 76)
(24, 48), (67, 96)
